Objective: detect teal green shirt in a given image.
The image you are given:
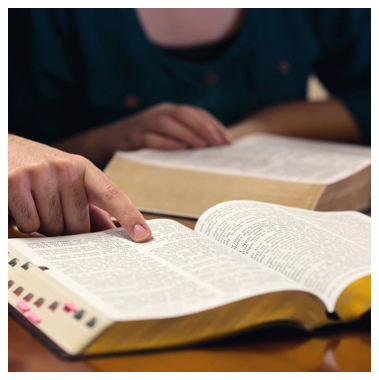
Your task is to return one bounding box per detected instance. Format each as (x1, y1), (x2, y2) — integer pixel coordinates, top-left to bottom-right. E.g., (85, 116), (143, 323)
(9, 9), (371, 144)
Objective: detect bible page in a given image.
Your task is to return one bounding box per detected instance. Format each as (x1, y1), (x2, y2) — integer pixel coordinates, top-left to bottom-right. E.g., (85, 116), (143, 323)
(9, 220), (304, 321)
(195, 201), (371, 311)
(115, 134), (370, 184)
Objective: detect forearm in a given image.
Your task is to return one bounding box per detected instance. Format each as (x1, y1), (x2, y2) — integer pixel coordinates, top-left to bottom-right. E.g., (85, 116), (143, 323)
(230, 99), (364, 143)
(53, 120), (125, 168)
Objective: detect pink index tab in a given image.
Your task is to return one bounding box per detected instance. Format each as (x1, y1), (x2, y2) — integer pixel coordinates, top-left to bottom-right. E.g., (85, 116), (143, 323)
(16, 300), (31, 313)
(64, 301), (77, 313)
(26, 311), (42, 324)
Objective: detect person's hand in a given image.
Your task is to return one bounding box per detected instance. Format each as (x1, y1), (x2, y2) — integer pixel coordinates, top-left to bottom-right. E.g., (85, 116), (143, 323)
(8, 135), (152, 241)
(55, 103), (233, 168)
(116, 102), (233, 150)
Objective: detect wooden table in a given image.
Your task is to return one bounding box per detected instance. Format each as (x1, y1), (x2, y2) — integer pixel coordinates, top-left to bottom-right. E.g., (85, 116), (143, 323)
(8, 215), (371, 372)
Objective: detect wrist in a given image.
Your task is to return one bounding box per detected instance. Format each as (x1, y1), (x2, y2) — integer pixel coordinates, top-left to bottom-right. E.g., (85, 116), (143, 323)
(82, 126), (119, 167)
(82, 116), (139, 164)
(54, 126), (112, 168)
(97, 117), (140, 154)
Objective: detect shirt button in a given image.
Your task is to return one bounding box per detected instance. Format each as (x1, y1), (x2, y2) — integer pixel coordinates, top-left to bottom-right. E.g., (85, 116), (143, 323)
(278, 60), (291, 75)
(124, 94), (139, 110)
(203, 71), (219, 86)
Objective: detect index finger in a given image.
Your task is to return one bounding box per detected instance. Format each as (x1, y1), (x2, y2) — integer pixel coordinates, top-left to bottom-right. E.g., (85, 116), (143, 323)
(84, 165), (152, 242)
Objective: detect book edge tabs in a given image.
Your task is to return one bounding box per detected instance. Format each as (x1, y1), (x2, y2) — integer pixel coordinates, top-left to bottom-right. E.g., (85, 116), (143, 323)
(8, 245), (114, 356)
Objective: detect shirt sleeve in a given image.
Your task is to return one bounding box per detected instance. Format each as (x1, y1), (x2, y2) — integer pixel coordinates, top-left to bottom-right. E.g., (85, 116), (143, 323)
(312, 9), (371, 145)
(9, 9), (77, 144)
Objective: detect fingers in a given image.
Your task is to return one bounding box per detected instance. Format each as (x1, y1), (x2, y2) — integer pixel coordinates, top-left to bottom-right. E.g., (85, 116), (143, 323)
(170, 105), (232, 146)
(8, 175), (40, 234)
(59, 175), (90, 235)
(9, 136), (143, 239)
(197, 108), (233, 144)
(89, 204), (115, 232)
(84, 165), (152, 242)
(32, 176), (65, 236)
(9, 154), (151, 241)
(144, 133), (187, 150)
(155, 116), (207, 148)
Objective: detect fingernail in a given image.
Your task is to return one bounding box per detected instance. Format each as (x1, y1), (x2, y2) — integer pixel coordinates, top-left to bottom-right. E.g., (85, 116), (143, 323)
(133, 224), (151, 241)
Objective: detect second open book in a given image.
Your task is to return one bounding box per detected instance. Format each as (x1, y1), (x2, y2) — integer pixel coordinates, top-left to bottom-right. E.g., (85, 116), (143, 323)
(8, 200), (371, 356)
(105, 134), (371, 216)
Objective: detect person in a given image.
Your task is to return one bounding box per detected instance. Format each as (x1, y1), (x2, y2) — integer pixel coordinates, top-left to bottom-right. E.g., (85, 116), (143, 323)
(8, 9), (371, 237)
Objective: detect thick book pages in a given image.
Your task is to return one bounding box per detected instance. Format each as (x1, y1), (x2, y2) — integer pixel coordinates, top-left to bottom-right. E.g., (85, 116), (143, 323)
(105, 134), (371, 217)
(8, 201), (371, 356)
(195, 201), (371, 317)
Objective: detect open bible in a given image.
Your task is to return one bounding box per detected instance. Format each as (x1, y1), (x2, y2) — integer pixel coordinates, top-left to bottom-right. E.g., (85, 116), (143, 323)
(8, 201), (371, 357)
(105, 134), (371, 217)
